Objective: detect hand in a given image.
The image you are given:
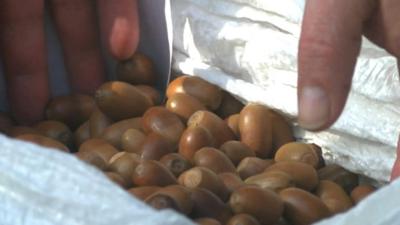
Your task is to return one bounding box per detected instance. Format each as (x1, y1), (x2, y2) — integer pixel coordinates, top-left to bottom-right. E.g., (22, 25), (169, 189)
(297, 0), (400, 179)
(0, 0), (139, 125)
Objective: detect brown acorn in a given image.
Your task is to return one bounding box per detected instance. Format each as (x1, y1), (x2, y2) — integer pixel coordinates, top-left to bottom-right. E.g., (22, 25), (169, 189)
(190, 188), (232, 223)
(244, 170), (295, 193)
(128, 186), (161, 201)
(226, 214), (261, 225)
(160, 153), (192, 177)
(46, 94), (95, 129)
(220, 141), (255, 166)
(318, 164), (359, 193)
(236, 157), (274, 180)
(139, 133), (176, 160)
(121, 128), (146, 154)
(116, 52), (156, 85)
(279, 187), (331, 225)
(315, 180), (353, 214)
(195, 218), (222, 225)
(16, 134), (69, 152)
(166, 93), (207, 122)
(229, 186), (283, 225)
(193, 147), (236, 174)
(179, 126), (215, 162)
(108, 152), (141, 187)
(178, 167), (230, 201)
(88, 108), (113, 138)
(135, 85), (161, 105)
(218, 173), (245, 195)
(95, 81), (153, 121)
(166, 75), (222, 110)
(34, 120), (72, 147)
(142, 106), (185, 145)
(145, 185), (193, 215)
(350, 184), (376, 204)
(274, 142), (321, 169)
(132, 160), (177, 187)
(215, 91), (244, 119)
(101, 117), (142, 149)
(225, 114), (240, 138)
(188, 111), (235, 147)
(239, 104), (273, 158)
(265, 161), (318, 191)
(73, 121), (91, 147)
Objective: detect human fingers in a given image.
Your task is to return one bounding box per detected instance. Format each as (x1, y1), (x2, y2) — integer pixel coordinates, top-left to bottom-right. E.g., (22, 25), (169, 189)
(97, 0), (139, 60)
(50, 0), (106, 94)
(0, 0), (49, 125)
(298, 0), (375, 131)
(364, 0), (400, 58)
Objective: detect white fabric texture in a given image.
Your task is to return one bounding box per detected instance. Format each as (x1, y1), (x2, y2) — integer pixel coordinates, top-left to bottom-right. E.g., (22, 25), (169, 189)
(171, 0), (400, 183)
(0, 135), (193, 225)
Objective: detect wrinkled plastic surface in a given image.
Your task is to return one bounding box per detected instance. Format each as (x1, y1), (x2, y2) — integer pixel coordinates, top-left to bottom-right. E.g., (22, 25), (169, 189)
(0, 135), (193, 225)
(171, 0), (400, 183)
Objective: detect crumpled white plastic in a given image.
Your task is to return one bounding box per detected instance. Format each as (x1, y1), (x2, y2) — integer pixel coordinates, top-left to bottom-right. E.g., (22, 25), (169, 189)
(171, 0), (400, 183)
(0, 135), (194, 225)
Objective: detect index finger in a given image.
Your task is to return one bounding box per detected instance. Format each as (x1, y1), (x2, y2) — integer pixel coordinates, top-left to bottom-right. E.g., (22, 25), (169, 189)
(298, 0), (375, 131)
(0, 0), (48, 125)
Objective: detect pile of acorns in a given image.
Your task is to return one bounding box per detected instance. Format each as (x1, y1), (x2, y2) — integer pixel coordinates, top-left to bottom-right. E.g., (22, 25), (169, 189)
(0, 53), (378, 225)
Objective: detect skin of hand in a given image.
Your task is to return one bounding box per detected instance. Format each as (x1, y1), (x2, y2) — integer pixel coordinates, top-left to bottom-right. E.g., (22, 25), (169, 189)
(0, 0), (139, 125)
(297, 0), (400, 179)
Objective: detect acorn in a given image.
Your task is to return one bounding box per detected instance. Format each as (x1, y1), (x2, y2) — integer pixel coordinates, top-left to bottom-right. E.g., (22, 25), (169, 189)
(16, 134), (69, 152)
(139, 133), (176, 160)
(279, 187), (331, 225)
(179, 126), (215, 162)
(145, 185), (193, 215)
(350, 184), (376, 204)
(132, 160), (177, 187)
(116, 52), (156, 85)
(188, 110), (235, 147)
(226, 214), (261, 225)
(108, 152), (141, 187)
(265, 161), (318, 191)
(236, 157), (274, 180)
(315, 180), (353, 214)
(166, 93), (206, 122)
(229, 186), (283, 225)
(128, 186), (161, 201)
(142, 106), (185, 145)
(190, 188), (232, 223)
(166, 75), (222, 110)
(95, 81), (153, 121)
(318, 164), (359, 193)
(178, 167), (230, 201)
(274, 142), (322, 169)
(244, 170), (295, 193)
(160, 153), (192, 177)
(220, 141), (255, 166)
(45, 94), (95, 129)
(239, 104), (273, 158)
(193, 147), (236, 174)
(34, 120), (73, 147)
(101, 117), (142, 149)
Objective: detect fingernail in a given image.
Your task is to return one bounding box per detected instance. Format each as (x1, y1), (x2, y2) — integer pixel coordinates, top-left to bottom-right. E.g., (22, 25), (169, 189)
(298, 86), (330, 130)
